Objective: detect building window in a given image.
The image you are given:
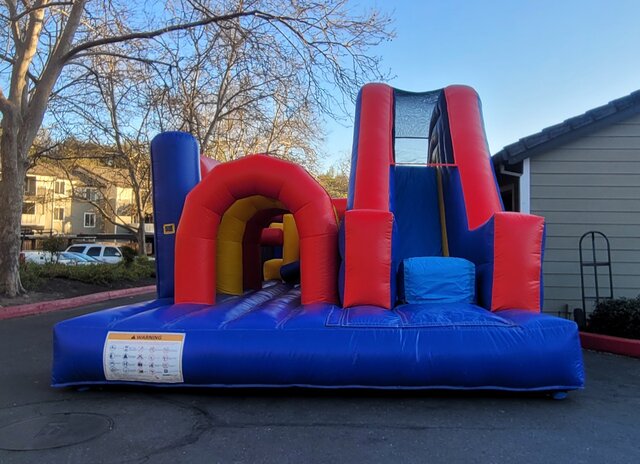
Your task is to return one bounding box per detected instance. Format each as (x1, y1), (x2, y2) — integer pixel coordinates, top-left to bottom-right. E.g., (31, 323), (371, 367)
(79, 187), (99, 202)
(54, 207), (65, 221)
(84, 212), (96, 228)
(54, 180), (65, 195)
(86, 188), (99, 202)
(24, 177), (37, 196)
(22, 202), (36, 214)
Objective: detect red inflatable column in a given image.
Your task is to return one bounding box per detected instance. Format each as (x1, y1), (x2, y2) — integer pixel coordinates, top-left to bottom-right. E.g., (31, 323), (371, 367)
(491, 212), (545, 312)
(343, 209), (394, 308)
(343, 83), (395, 309)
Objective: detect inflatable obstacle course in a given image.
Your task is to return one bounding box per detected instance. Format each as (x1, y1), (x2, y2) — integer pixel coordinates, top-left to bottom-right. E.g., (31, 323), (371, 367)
(52, 84), (584, 393)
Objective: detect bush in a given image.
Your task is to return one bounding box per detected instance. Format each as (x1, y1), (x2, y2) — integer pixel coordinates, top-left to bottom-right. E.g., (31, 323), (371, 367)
(20, 263), (44, 289)
(19, 259), (156, 290)
(587, 296), (640, 340)
(120, 246), (137, 266)
(41, 236), (67, 263)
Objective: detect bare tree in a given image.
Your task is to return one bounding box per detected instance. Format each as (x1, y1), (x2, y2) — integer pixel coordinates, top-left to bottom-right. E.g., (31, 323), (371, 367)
(51, 55), (157, 255)
(157, 17), (325, 168)
(157, 0), (393, 170)
(316, 152), (350, 198)
(0, 0), (392, 297)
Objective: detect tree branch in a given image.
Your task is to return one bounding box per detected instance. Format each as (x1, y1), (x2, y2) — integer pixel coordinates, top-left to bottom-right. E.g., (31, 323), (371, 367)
(0, 87), (12, 113)
(0, 51), (40, 84)
(10, 1), (73, 22)
(8, 0), (47, 109)
(61, 9), (265, 63)
(21, 0), (87, 151)
(71, 51), (172, 69)
(5, 0), (23, 46)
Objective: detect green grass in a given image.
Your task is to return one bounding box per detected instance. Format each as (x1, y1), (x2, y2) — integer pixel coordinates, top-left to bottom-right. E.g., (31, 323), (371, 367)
(20, 257), (156, 290)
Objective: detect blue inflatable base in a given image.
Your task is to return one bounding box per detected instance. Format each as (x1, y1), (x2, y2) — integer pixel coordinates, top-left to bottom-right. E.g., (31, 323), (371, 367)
(52, 283), (585, 391)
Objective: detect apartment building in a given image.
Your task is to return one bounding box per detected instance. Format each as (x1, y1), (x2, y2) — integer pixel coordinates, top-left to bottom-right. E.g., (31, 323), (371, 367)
(21, 162), (153, 237)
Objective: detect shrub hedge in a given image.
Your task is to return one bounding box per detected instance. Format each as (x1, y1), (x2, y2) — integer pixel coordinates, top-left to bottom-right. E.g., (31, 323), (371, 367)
(587, 296), (640, 340)
(20, 257), (156, 290)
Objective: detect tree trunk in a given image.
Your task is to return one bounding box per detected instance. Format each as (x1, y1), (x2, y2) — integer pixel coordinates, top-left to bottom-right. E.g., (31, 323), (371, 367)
(137, 224), (146, 256)
(0, 117), (27, 297)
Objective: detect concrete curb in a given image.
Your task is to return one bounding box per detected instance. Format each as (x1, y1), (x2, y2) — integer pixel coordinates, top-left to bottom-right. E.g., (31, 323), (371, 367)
(0, 285), (156, 321)
(580, 332), (640, 359)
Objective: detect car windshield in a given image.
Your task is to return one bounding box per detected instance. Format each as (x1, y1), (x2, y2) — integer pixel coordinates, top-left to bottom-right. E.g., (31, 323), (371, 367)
(67, 246), (86, 253)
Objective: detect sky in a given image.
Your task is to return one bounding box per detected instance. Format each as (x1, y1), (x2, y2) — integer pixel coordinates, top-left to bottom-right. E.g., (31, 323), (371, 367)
(321, 0), (640, 169)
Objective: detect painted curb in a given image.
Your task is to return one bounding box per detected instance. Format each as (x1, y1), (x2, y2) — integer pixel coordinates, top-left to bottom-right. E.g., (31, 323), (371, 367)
(580, 332), (640, 359)
(0, 285), (157, 321)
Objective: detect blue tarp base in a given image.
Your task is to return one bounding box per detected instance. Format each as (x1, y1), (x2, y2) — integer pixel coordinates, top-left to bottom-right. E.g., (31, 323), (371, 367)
(52, 283), (584, 391)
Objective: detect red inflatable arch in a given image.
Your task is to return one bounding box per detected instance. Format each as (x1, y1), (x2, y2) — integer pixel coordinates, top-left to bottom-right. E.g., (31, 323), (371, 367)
(174, 154), (339, 305)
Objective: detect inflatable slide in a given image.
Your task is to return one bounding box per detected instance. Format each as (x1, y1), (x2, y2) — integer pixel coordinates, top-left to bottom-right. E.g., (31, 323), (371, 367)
(52, 84), (585, 394)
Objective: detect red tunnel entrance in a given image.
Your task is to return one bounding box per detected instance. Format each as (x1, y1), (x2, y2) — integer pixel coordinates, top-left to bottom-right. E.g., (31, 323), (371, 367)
(174, 154), (339, 305)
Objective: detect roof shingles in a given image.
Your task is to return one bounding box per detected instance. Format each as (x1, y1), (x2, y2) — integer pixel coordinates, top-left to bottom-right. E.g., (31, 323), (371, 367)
(494, 89), (640, 164)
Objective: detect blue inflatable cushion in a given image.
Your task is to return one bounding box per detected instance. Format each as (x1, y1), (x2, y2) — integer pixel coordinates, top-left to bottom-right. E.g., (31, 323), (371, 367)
(400, 256), (475, 304)
(51, 283), (585, 390)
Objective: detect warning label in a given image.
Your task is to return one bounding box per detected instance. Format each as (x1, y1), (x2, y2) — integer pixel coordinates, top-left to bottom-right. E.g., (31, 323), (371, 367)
(103, 332), (185, 383)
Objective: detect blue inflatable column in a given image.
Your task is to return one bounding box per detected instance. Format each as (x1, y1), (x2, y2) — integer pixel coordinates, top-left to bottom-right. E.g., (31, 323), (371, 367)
(150, 132), (201, 299)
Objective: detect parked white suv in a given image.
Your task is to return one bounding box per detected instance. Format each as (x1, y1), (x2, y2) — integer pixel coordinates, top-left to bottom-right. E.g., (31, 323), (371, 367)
(21, 251), (83, 265)
(65, 244), (123, 264)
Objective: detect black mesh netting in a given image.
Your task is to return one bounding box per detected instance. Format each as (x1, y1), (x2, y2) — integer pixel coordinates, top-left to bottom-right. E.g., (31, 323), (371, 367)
(393, 90), (440, 164)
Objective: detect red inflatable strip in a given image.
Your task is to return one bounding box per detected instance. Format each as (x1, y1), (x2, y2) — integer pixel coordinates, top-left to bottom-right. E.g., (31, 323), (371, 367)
(444, 86), (502, 229)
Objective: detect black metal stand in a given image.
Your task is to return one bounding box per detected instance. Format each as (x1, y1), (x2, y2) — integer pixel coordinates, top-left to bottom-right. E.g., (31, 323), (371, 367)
(579, 231), (613, 314)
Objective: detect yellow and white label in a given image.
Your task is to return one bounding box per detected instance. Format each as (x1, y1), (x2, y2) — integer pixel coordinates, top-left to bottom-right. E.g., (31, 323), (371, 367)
(103, 332), (185, 383)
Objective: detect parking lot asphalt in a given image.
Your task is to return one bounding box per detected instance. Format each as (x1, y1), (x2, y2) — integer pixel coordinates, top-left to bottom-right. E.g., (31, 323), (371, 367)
(0, 296), (639, 464)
